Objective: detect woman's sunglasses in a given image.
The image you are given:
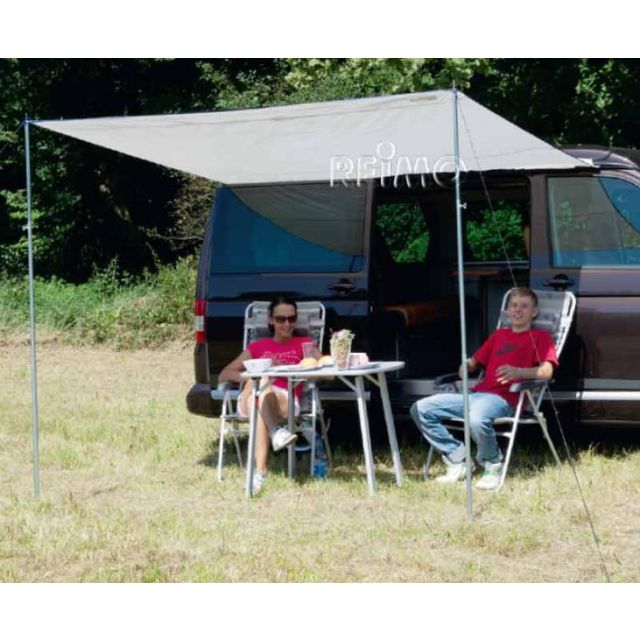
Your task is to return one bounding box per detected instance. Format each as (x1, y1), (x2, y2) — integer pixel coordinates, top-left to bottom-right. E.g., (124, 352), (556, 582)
(273, 314), (297, 324)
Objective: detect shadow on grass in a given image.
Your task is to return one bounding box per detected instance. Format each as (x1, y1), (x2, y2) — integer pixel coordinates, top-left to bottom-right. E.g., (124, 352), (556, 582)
(196, 416), (640, 488)
(557, 424), (640, 459)
(197, 438), (417, 486)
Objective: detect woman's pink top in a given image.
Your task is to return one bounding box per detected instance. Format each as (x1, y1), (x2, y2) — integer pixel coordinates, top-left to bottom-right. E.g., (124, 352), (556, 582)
(247, 336), (313, 398)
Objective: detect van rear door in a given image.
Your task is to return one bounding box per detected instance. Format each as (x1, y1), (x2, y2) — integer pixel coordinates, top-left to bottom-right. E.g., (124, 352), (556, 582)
(205, 182), (371, 372)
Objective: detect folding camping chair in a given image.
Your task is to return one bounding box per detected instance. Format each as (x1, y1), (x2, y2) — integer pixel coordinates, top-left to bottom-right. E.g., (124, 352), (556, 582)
(212, 300), (331, 480)
(423, 288), (577, 490)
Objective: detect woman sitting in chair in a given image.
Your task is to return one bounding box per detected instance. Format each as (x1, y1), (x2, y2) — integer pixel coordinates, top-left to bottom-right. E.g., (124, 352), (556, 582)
(218, 296), (319, 493)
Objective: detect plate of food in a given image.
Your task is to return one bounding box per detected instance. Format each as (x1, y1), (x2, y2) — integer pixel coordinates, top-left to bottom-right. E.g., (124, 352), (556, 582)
(269, 364), (302, 373)
(270, 363), (322, 373)
(346, 361), (382, 371)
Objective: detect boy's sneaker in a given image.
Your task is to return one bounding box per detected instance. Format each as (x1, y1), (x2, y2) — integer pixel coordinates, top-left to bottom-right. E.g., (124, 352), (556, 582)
(435, 457), (474, 484)
(252, 471), (267, 494)
(271, 427), (298, 452)
(475, 461), (503, 491)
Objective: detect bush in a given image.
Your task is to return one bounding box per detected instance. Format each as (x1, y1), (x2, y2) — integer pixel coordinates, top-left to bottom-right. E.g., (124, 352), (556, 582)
(466, 203), (527, 262)
(375, 203), (429, 263)
(0, 256), (197, 349)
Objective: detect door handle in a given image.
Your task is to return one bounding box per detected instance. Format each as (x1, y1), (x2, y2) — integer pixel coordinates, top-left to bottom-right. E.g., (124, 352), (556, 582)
(329, 279), (355, 296)
(543, 274), (575, 291)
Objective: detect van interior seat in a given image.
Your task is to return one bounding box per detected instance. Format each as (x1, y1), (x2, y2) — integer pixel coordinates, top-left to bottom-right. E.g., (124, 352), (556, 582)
(383, 298), (457, 331)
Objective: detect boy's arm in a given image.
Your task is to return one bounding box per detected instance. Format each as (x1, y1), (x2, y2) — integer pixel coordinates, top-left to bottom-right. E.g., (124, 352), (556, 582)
(459, 356), (481, 379)
(496, 361), (554, 385)
(496, 332), (558, 384)
(463, 329), (496, 378)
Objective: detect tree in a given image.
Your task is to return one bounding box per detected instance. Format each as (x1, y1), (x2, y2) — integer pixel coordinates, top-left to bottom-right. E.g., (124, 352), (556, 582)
(3, 58), (640, 281)
(0, 59), (273, 280)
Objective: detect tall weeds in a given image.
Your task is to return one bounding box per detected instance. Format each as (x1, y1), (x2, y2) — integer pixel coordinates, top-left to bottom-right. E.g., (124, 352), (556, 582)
(0, 257), (196, 349)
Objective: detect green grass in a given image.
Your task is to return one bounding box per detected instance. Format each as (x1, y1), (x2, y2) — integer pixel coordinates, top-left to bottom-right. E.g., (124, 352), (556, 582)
(0, 256), (196, 349)
(1, 341), (640, 582)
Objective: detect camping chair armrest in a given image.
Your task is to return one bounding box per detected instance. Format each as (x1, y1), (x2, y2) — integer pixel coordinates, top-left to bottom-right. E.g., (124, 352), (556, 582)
(211, 380), (240, 400)
(434, 373), (481, 391)
(509, 379), (548, 393)
(433, 372), (460, 389)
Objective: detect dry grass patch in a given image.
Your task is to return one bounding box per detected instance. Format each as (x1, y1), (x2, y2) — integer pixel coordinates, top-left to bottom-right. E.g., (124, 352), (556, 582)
(1, 341), (639, 582)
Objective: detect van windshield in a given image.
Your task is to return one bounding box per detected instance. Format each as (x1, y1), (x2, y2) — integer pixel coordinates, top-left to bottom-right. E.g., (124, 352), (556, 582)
(210, 184), (366, 273)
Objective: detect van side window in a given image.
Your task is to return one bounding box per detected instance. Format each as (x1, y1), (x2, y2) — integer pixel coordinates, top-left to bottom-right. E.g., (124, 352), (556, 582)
(548, 177), (640, 267)
(374, 202), (429, 263)
(210, 184), (366, 273)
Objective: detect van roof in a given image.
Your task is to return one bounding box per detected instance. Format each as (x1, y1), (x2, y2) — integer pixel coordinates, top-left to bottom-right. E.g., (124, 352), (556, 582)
(561, 145), (640, 170)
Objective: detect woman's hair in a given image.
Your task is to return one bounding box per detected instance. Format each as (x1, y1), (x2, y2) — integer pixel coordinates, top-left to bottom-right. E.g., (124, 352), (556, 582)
(268, 296), (297, 316)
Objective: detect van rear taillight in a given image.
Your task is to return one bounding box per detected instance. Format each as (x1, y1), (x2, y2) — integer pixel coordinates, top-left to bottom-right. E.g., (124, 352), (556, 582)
(194, 299), (206, 344)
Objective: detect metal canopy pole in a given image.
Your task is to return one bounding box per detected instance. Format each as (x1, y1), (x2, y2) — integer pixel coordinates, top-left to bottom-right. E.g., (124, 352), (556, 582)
(452, 89), (473, 518)
(24, 117), (41, 500)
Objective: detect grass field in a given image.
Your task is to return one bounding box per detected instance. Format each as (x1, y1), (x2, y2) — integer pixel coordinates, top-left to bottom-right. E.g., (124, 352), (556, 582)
(1, 336), (639, 582)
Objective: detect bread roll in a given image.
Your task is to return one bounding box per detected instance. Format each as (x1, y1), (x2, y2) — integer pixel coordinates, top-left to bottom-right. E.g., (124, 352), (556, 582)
(300, 357), (318, 369)
(318, 355), (334, 366)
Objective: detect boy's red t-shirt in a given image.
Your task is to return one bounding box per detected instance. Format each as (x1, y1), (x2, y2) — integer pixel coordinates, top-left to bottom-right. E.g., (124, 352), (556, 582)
(472, 328), (559, 407)
(247, 336), (312, 398)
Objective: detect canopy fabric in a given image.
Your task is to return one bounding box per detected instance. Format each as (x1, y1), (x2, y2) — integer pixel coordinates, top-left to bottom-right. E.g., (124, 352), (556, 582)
(34, 90), (586, 185)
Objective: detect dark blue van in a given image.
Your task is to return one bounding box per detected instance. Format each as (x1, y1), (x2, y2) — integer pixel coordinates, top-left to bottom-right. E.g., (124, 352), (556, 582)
(187, 146), (640, 427)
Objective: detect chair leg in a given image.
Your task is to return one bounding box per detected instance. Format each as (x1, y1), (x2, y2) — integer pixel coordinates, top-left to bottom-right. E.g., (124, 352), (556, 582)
(538, 412), (561, 466)
(314, 387), (332, 469)
(302, 418), (314, 477)
(498, 427), (518, 491)
(232, 431), (243, 467)
(424, 445), (434, 480)
(217, 393), (236, 482)
(216, 419), (226, 482)
(494, 392), (532, 491)
(321, 417), (332, 469)
(309, 390), (317, 477)
(219, 421), (246, 479)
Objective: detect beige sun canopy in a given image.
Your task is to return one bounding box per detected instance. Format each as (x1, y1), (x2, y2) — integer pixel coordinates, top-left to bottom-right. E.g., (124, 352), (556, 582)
(34, 90), (586, 185)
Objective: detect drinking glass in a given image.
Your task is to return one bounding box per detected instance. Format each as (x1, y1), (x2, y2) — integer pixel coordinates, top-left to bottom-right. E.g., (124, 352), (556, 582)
(302, 342), (315, 359)
(330, 336), (353, 369)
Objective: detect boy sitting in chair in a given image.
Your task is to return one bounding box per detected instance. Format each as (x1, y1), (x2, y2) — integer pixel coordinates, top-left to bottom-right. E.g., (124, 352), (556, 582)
(410, 287), (558, 490)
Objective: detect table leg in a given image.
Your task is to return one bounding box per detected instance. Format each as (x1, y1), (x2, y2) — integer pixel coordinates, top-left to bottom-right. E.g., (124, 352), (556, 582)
(377, 372), (403, 487)
(287, 377), (296, 478)
(355, 375), (377, 495)
(245, 378), (260, 499)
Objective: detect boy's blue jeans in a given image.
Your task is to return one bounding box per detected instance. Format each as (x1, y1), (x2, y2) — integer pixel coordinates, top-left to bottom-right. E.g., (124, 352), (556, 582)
(410, 392), (514, 464)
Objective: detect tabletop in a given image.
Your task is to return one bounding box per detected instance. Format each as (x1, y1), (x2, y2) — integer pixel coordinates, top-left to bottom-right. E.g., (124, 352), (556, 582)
(240, 360), (405, 379)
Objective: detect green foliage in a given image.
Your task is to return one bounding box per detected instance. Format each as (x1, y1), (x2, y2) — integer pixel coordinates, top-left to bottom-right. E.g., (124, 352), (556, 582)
(0, 256), (196, 349)
(0, 188), (73, 276)
(283, 58), (493, 103)
(0, 59), (227, 281)
(474, 59), (640, 147)
(375, 203), (429, 263)
(466, 203), (526, 261)
(401, 235), (430, 263)
(3, 57), (640, 286)
(165, 174), (215, 254)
